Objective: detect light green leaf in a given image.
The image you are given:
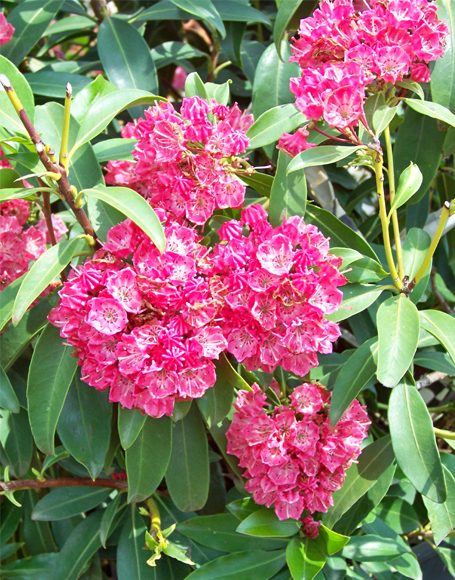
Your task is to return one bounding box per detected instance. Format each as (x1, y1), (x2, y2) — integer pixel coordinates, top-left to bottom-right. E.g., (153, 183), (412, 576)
(273, 0), (304, 58)
(342, 535), (407, 561)
(126, 416), (172, 503)
(185, 71), (208, 99)
(32, 487), (110, 521)
(93, 138), (136, 163)
(118, 407), (147, 450)
(166, 405), (209, 512)
(238, 171), (273, 196)
(419, 309), (455, 364)
(27, 324), (77, 455)
(0, 55), (35, 133)
(376, 295), (420, 387)
(327, 284), (386, 323)
(171, 0), (225, 37)
(0, 365), (20, 413)
(403, 228), (432, 280)
(236, 508), (300, 538)
(12, 237), (88, 326)
(389, 379), (446, 503)
(375, 497), (420, 534)
(405, 98), (455, 127)
(287, 146), (363, 173)
(83, 186), (165, 253)
(186, 550), (285, 579)
(389, 163), (423, 215)
(71, 75), (117, 124)
(269, 149), (307, 225)
(247, 104), (305, 150)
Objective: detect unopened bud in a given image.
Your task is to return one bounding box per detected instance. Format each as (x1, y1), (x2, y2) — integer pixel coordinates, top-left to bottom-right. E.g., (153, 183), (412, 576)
(0, 74), (11, 89)
(66, 82), (72, 98)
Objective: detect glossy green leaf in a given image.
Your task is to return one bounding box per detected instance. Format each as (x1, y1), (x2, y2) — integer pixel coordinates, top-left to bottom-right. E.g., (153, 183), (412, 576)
(324, 436), (395, 528)
(305, 205), (379, 261)
(287, 146), (363, 174)
(170, 0), (226, 38)
(432, 0), (455, 110)
(0, 55), (35, 133)
(166, 405), (209, 512)
(389, 379), (446, 503)
(327, 284), (386, 323)
(389, 163), (423, 215)
(118, 407), (147, 450)
(83, 186), (165, 252)
(51, 510), (103, 580)
(236, 508), (300, 538)
(419, 310), (455, 364)
(32, 487), (110, 521)
(342, 535), (407, 561)
(402, 228), (432, 280)
(151, 40), (209, 68)
(273, 0), (303, 57)
(0, 364), (20, 413)
(98, 16), (158, 114)
(179, 513), (286, 553)
(0, 275), (24, 333)
(27, 324), (77, 455)
(126, 416), (172, 503)
(397, 79), (425, 100)
(376, 295), (420, 387)
(12, 237), (88, 326)
(0, 501), (21, 543)
(117, 506), (149, 579)
(197, 358), (235, 428)
(405, 98), (455, 127)
(0, 0), (64, 64)
(0, 408), (33, 477)
(375, 497), (420, 534)
(247, 104), (305, 149)
(269, 149), (307, 226)
(185, 72), (208, 99)
(204, 80), (231, 105)
(25, 71), (90, 98)
(186, 550), (285, 579)
(414, 351), (455, 375)
(0, 553), (59, 579)
(93, 138), (136, 163)
(57, 374), (112, 479)
(330, 338), (377, 425)
(423, 466), (455, 545)
(100, 494), (125, 548)
(71, 75), (117, 124)
(239, 172), (273, 196)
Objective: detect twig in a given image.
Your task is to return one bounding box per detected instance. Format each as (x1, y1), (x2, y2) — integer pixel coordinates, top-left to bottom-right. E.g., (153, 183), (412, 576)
(0, 477), (127, 492)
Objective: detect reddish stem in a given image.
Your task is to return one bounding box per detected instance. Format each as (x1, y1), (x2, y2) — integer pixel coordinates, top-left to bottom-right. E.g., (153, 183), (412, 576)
(0, 477), (127, 492)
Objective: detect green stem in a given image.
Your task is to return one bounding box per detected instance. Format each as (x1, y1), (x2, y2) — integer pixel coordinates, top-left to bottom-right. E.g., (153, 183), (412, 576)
(428, 402), (455, 413)
(373, 154), (402, 290)
(434, 427), (455, 441)
(414, 201), (451, 284)
(384, 126), (405, 280)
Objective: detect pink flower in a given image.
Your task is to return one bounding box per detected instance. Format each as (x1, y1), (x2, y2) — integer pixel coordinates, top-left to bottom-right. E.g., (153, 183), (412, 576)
(0, 13), (14, 46)
(87, 297), (128, 335)
(278, 127), (316, 157)
(226, 382), (370, 525)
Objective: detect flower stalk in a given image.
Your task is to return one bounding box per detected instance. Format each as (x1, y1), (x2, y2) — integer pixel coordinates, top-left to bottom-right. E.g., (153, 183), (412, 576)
(59, 82), (72, 172)
(414, 201), (451, 284)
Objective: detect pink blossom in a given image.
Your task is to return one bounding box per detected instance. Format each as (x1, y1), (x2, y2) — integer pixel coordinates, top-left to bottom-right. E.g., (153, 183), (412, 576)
(0, 13), (14, 46)
(226, 382), (370, 526)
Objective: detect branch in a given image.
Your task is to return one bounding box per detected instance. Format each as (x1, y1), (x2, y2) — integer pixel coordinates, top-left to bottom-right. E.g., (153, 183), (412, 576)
(0, 76), (96, 240)
(0, 477), (127, 493)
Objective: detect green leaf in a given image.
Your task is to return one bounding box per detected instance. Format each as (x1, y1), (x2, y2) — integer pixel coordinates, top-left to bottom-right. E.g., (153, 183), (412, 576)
(304, 205), (379, 261)
(71, 75), (117, 124)
(376, 295), (420, 387)
(185, 72), (208, 99)
(0, 276), (24, 333)
(342, 535), (407, 561)
(0, 364), (20, 413)
(405, 98), (455, 127)
(126, 416), (172, 503)
(27, 324), (77, 455)
(0, 501), (21, 543)
(98, 16), (158, 116)
(247, 104), (305, 150)
(150, 41), (210, 69)
(402, 228), (432, 280)
(324, 436), (395, 528)
(414, 351), (455, 375)
(273, 0), (303, 58)
(32, 487), (110, 521)
(388, 163), (423, 215)
(197, 358), (235, 429)
(118, 407), (147, 450)
(93, 138), (135, 163)
(397, 79), (425, 100)
(0, 55), (35, 133)
(375, 497), (420, 534)
(0, 408), (33, 477)
(287, 146), (363, 173)
(238, 172), (273, 197)
(389, 379), (446, 503)
(83, 186), (165, 253)
(100, 494), (125, 548)
(364, 93), (398, 136)
(236, 508), (300, 538)
(51, 510), (103, 580)
(330, 338), (378, 425)
(25, 71), (90, 98)
(0, 0), (64, 64)
(57, 374), (112, 479)
(419, 310), (455, 364)
(214, 0), (270, 25)
(166, 405), (209, 512)
(12, 237), (88, 326)
(432, 0), (455, 110)
(117, 506), (150, 580)
(269, 149), (307, 226)
(186, 550), (285, 579)
(179, 513), (286, 553)
(327, 284), (386, 323)
(71, 89), (164, 153)
(170, 0), (226, 38)
(0, 553), (59, 579)
(204, 80), (231, 105)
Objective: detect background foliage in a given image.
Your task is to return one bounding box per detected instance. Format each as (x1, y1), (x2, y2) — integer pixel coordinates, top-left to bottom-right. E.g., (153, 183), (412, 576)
(0, 0), (454, 578)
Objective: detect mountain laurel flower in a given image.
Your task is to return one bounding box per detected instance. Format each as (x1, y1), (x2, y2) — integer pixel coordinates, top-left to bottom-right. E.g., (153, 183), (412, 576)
(105, 97), (253, 225)
(287, 0), (448, 139)
(212, 205), (346, 377)
(0, 12), (14, 46)
(226, 382), (370, 527)
(48, 216), (227, 418)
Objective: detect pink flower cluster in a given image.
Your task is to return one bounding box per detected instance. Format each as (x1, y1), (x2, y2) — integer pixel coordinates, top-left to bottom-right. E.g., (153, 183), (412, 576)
(0, 12), (14, 46)
(0, 199), (66, 288)
(105, 97), (253, 225)
(48, 216), (227, 418)
(280, 0), (448, 154)
(226, 382), (370, 525)
(212, 204), (345, 377)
